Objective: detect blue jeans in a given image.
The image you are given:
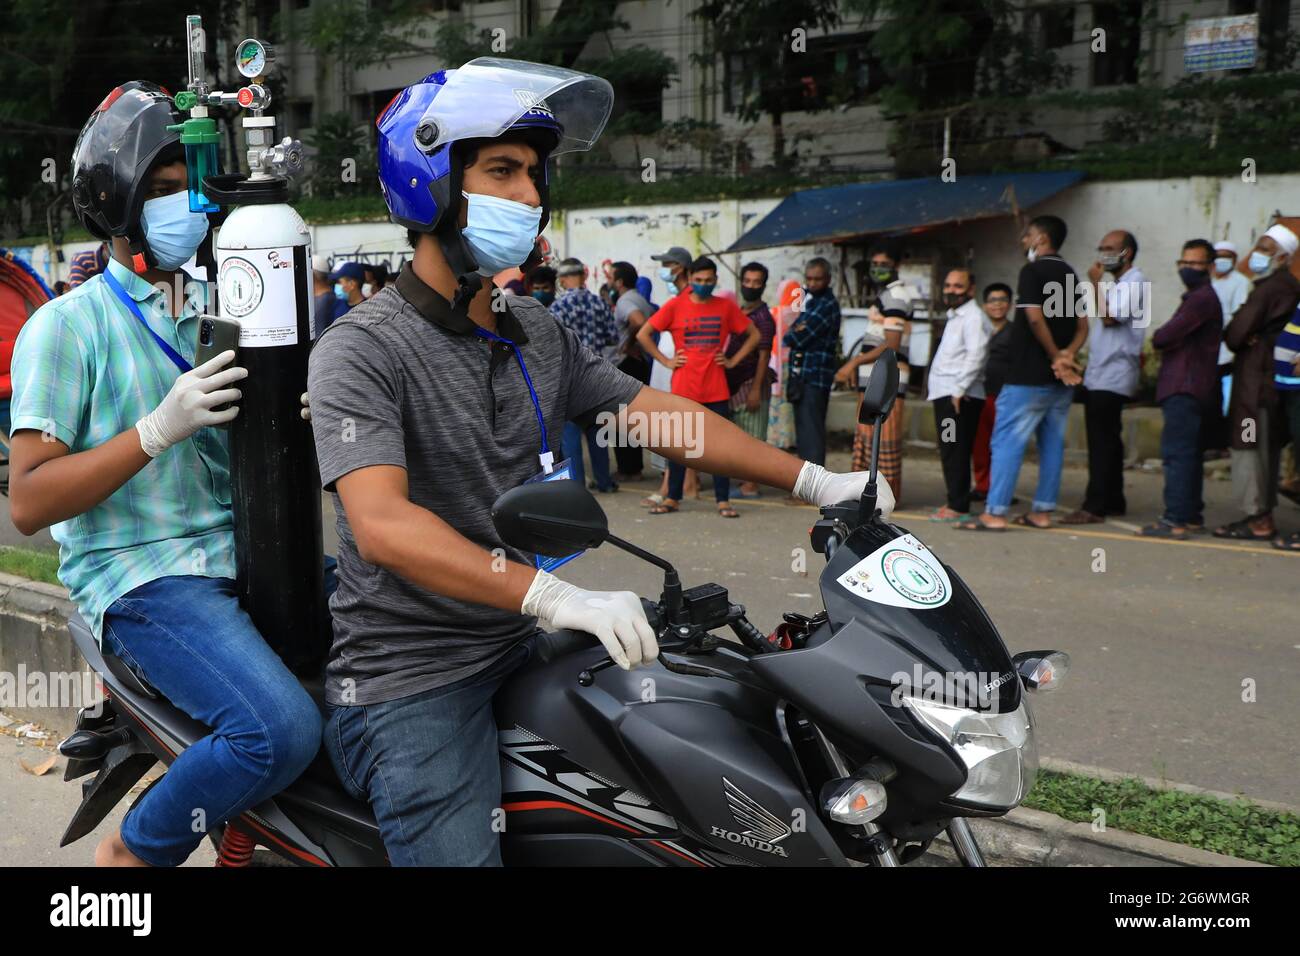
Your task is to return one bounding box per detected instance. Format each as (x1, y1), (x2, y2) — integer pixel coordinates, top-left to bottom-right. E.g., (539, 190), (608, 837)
(324, 637), (534, 866)
(101, 574), (325, 866)
(987, 383), (1074, 515)
(668, 400), (730, 502)
(562, 421), (613, 490)
(1160, 394), (1204, 526)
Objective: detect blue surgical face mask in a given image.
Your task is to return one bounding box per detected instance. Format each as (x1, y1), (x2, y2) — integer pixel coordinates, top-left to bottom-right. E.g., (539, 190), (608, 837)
(658, 266), (675, 283)
(1214, 257), (1235, 275)
(140, 190), (209, 269)
(461, 191), (542, 276)
(531, 289), (554, 306)
(333, 283), (344, 298)
(1248, 251), (1274, 276)
(691, 282), (715, 298)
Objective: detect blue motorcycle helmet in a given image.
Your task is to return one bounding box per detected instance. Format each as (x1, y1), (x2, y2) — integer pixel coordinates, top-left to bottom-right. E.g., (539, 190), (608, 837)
(376, 58), (613, 305)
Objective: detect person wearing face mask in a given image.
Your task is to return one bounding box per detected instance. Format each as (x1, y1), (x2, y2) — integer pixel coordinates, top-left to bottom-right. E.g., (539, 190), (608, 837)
(1215, 223), (1300, 540)
(1062, 229), (1145, 525)
(549, 257), (619, 492)
(306, 61), (889, 866)
(1204, 241), (1252, 458)
(650, 245), (692, 300)
(608, 261), (655, 481)
(836, 247), (912, 497)
(1134, 239), (1223, 539)
(330, 261), (367, 313)
(636, 256), (761, 516)
(958, 215), (1087, 533)
(523, 264), (556, 306)
(7, 81), (321, 867)
(725, 261), (778, 497)
(363, 262), (389, 296)
(925, 268), (991, 520)
(972, 283), (1015, 500)
(312, 254), (348, 337)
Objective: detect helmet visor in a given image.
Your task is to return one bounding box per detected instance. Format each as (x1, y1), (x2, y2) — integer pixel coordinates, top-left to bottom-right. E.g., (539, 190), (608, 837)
(416, 57), (613, 157)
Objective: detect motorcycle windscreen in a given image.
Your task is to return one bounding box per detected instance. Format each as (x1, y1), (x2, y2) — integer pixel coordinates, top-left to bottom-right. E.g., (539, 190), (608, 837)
(813, 521), (1020, 712)
(417, 57), (614, 157)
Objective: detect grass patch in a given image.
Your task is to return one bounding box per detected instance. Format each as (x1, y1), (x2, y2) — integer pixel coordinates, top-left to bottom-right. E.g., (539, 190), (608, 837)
(0, 546), (62, 587)
(1023, 769), (1299, 866)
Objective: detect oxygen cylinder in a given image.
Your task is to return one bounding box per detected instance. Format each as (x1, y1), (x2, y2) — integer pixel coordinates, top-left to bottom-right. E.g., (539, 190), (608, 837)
(214, 203), (325, 673)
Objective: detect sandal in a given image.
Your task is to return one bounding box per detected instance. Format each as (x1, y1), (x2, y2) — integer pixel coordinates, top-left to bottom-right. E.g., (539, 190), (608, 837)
(1212, 516), (1273, 539)
(1012, 512), (1052, 529)
(929, 507), (967, 522)
(717, 504), (740, 518)
(1137, 521), (1189, 540)
(649, 500), (680, 515)
(640, 493), (664, 508)
(1272, 531), (1300, 551)
(955, 517), (1006, 532)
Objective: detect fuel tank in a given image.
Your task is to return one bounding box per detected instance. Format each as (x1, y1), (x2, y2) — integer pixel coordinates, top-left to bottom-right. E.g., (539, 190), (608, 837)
(493, 632), (850, 866)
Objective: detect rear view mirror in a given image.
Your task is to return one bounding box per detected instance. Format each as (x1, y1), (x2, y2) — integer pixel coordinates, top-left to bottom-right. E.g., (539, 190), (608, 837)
(491, 480), (610, 557)
(859, 348), (900, 422)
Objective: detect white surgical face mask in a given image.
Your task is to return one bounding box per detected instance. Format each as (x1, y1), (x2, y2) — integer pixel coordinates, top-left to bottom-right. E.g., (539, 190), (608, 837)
(1248, 251), (1274, 276)
(460, 190), (543, 276)
(362, 283), (374, 297)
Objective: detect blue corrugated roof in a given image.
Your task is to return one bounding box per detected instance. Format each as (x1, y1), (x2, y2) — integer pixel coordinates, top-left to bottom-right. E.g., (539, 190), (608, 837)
(726, 170), (1085, 252)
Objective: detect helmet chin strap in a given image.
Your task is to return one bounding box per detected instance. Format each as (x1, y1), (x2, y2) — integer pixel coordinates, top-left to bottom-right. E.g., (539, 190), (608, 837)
(434, 222), (484, 317)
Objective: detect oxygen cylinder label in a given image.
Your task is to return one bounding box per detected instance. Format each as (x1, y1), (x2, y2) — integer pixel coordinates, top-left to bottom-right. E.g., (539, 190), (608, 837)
(835, 533), (952, 610)
(217, 247), (300, 346)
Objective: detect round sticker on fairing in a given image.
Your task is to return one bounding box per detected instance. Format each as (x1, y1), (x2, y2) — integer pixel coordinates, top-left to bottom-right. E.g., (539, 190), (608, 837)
(835, 534), (952, 610)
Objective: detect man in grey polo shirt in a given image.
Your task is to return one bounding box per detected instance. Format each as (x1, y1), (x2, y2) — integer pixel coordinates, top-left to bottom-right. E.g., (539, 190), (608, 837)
(306, 62), (890, 866)
(1063, 229), (1146, 524)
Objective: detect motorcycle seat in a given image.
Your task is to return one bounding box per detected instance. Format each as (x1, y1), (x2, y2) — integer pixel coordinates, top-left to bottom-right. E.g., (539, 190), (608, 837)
(67, 612), (161, 700)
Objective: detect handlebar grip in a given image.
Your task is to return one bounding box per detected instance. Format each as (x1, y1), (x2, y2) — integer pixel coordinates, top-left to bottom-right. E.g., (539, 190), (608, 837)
(729, 614), (772, 653)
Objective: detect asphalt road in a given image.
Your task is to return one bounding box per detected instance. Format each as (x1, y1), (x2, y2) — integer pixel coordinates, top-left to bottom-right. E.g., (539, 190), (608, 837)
(1, 447), (1296, 866)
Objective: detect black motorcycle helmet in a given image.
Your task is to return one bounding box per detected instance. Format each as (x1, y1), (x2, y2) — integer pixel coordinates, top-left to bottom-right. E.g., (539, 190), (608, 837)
(70, 81), (187, 272)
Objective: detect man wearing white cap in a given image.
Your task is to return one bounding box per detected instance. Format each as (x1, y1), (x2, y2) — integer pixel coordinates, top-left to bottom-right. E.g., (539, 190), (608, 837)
(1204, 241), (1252, 455)
(1214, 223), (1300, 539)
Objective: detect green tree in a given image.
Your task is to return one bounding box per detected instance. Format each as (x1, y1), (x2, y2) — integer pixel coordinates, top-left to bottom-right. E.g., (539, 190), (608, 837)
(692, 0), (843, 170)
(0, 0), (237, 238)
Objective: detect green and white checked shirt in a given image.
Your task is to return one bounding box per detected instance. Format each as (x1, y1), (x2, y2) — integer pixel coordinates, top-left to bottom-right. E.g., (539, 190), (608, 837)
(9, 257), (236, 642)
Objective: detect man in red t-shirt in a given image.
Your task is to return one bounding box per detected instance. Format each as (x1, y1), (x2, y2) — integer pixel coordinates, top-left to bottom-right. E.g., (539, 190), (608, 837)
(637, 256), (760, 516)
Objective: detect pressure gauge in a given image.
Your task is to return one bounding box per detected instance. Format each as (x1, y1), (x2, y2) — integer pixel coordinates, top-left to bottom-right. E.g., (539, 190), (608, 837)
(235, 38), (272, 79)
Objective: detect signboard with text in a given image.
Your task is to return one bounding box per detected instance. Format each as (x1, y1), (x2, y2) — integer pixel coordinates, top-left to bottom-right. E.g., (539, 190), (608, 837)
(1184, 14), (1258, 73)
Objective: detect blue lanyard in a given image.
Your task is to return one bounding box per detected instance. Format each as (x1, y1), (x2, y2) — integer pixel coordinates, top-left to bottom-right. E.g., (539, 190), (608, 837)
(102, 268), (193, 374)
(473, 326), (553, 473)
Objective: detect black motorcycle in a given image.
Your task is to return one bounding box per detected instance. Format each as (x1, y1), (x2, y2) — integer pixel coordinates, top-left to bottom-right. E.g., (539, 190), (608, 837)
(57, 350), (1068, 866)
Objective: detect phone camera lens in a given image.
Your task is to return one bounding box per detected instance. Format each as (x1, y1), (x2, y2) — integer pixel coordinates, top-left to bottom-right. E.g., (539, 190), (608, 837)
(200, 320), (212, 345)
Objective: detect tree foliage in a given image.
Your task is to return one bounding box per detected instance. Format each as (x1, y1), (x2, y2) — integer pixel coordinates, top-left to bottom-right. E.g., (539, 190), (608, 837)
(691, 0), (843, 169)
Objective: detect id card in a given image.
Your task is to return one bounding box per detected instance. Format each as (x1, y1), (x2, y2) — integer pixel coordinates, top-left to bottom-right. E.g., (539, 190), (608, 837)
(523, 458), (584, 572)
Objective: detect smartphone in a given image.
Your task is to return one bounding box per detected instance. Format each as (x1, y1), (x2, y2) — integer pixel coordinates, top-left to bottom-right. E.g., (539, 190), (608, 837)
(194, 314), (241, 424)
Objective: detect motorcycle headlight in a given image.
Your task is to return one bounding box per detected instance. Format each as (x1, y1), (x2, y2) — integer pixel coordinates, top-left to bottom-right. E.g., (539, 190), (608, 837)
(901, 695), (1038, 809)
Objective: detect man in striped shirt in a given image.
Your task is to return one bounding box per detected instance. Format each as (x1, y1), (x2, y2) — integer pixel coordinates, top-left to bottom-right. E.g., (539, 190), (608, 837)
(66, 241), (109, 287)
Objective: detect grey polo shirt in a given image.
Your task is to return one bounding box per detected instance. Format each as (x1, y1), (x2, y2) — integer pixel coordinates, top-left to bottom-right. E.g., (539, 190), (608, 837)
(307, 264), (644, 706)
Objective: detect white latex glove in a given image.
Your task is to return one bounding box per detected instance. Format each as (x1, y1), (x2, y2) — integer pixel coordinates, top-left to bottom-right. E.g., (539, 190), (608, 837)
(135, 350), (247, 458)
(521, 570), (659, 670)
(793, 461), (896, 518)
